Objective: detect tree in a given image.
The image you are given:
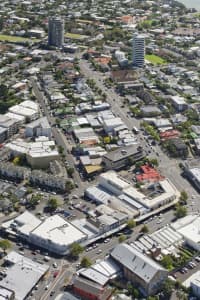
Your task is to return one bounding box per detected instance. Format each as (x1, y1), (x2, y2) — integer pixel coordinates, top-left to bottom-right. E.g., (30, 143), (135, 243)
(118, 234), (127, 243)
(80, 256), (92, 268)
(48, 197), (58, 211)
(67, 167), (74, 177)
(162, 278), (175, 298)
(149, 158), (159, 167)
(127, 219), (136, 230)
(161, 255), (173, 270)
(0, 239), (11, 252)
(69, 243), (84, 258)
(180, 190), (188, 204)
(174, 204), (187, 219)
(29, 194), (41, 208)
(141, 225), (149, 233)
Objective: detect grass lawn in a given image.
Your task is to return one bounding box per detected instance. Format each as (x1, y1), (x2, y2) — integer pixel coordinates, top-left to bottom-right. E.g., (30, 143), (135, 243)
(0, 34), (40, 43)
(65, 32), (88, 40)
(145, 54), (166, 65)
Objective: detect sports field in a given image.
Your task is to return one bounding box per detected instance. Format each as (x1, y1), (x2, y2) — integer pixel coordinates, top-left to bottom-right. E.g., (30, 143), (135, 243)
(145, 54), (166, 65)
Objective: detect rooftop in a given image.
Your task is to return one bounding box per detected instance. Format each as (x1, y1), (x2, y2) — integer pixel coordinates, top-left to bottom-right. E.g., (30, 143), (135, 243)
(1, 251), (49, 300)
(103, 145), (142, 162)
(31, 215), (87, 248)
(111, 244), (166, 283)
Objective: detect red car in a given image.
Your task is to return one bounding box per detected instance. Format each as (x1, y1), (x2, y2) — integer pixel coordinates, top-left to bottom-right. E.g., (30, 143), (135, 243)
(53, 271), (59, 278)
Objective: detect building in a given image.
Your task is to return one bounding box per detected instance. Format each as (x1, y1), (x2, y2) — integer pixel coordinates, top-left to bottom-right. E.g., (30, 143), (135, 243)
(73, 276), (112, 300)
(133, 33), (145, 68)
(0, 162), (27, 182)
(140, 106), (161, 117)
(103, 117), (124, 134)
(98, 171), (179, 212)
(171, 214), (200, 251)
(185, 166), (200, 191)
(0, 127), (7, 143)
(0, 286), (14, 300)
(29, 170), (67, 192)
(25, 117), (51, 138)
(190, 273), (200, 298)
(111, 244), (167, 296)
(167, 138), (188, 158)
(55, 292), (80, 300)
(8, 100), (39, 122)
(6, 137), (59, 169)
(2, 212), (87, 255)
(170, 96), (188, 111)
(115, 50), (128, 67)
(77, 257), (120, 286)
(73, 128), (99, 145)
(102, 145), (144, 170)
(48, 16), (64, 48)
(0, 114), (20, 138)
(30, 215), (87, 255)
(1, 251), (49, 300)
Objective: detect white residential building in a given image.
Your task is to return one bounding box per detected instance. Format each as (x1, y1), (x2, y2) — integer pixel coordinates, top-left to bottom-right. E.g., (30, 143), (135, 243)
(133, 33), (145, 68)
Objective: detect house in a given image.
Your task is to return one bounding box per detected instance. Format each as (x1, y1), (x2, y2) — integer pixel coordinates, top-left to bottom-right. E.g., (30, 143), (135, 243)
(140, 106), (161, 117)
(102, 145), (144, 170)
(111, 244), (167, 296)
(167, 138), (188, 158)
(170, 96), (188, 112)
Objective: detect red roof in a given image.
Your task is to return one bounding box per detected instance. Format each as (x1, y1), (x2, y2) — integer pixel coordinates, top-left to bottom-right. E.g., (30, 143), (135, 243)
(160, 130), (180, 141)
(136, 165), (164, 182)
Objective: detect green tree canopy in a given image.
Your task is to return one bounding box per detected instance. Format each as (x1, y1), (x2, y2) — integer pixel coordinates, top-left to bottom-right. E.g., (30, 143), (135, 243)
(118, 234), (127, 243)
(48, 197), (58, 211)
(161, 255), (173, 270)
(127, 219), (136, 229)
(179, 190), (188, 204)
(80, 256), (92, 268)
(141, 225), (149, 233)
(0, 239), (11, 251)
(174, 204), (187, 219)
(69, 242), (84, 258)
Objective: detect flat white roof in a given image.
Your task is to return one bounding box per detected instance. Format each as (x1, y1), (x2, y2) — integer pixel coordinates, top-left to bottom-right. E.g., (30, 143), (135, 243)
(173, 215), (200, 244)
(5, 112), (25, 122)
(2, 251), (49, 300)
(2, 211), (41, 236)
(31, 215), (86, 247)
(20, 100), (39, 111)
(183, 270), (200, 288)
(9, 105), (37, 117)
(171, 95), (187, 105)
(99, 171), (131, 191)
(6, 138), (59, 158)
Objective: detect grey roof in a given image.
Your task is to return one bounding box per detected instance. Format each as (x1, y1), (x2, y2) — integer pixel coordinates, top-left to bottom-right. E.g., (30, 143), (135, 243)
(103, 145), (142, 162)
(140, 106), (161, 114)
(73, 276), (103, 295)
(79, 268), (109, 286)
(26, 116), (50, 129)
(111, 244), (166, 283)
(0, 127), (7, 134)
(55, 292), (80, 300)
(1, 251), (49, 300)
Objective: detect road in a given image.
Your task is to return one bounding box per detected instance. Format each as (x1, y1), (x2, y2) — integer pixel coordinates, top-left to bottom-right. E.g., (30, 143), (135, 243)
(31, 78), (84, 189)
(28, 59), (200, 298)
(79, 59), (200, 212)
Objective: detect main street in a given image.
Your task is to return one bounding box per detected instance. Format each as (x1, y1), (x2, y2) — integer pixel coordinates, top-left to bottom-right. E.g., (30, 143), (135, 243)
(79, 60), (200, 211)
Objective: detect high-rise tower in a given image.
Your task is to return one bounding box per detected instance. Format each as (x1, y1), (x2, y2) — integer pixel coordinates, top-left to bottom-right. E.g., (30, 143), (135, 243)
(48, 17), (64, 48)
(133, 33), (145, 68)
